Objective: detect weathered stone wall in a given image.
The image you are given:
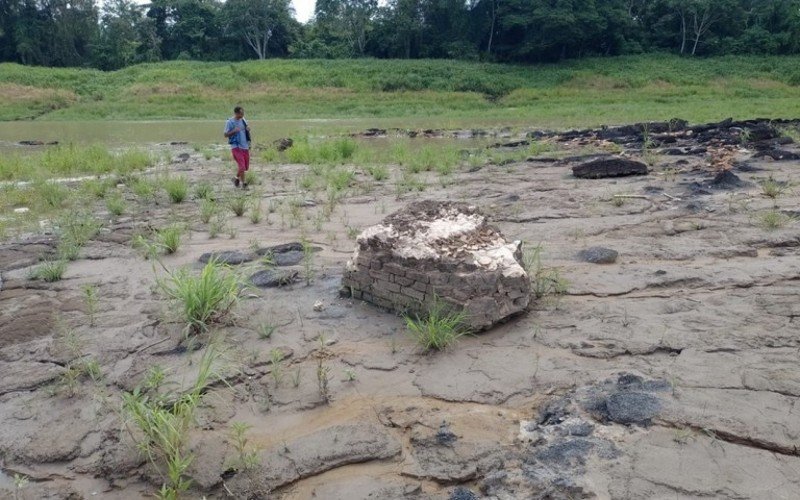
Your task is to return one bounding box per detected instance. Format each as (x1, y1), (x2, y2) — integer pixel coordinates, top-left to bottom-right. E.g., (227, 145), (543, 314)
(341, 201), (531, 330)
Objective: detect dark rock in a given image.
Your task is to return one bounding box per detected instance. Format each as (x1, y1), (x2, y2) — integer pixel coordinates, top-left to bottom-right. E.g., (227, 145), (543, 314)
(577, 247), (618, 264)
(490, 140), (529, 148)
(257, 242), (304, 256)
(273, 250), (304, 266)
(537, 397), (571, 426)
(436, 421), (458, 445)
(250, 269), (298, 287)
(605, 392), (661, 425)
(19, 140), (44, 146)
(687, 147), (708, 155)
(174, 153), (190, 162)
(450, 487), (479, 500)
(660, 148), (687, 155)
(711, 170), (751, 190)
(198, 250), (253, 265)
(562, 421), (594, 437)
(273, 137), (293, 151)
(572, 158), (648, 179)
(360, 128), (387, 137)
(746, 124), (781, 142)
(534, 439), (594, 467)
(753, 149), (800, 161)
(170, 141), (188, 145)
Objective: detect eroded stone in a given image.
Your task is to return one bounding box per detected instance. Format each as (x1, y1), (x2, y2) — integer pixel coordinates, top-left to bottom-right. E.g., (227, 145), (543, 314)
(342, 201), (531, 330)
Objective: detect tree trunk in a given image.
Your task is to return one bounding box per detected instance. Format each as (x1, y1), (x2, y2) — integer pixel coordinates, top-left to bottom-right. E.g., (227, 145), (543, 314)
(679, 11), (686, 54)
(486, 0), (496, 56)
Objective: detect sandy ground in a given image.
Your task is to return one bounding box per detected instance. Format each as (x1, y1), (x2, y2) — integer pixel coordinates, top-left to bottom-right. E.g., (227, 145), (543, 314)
(2, 122), (800, 499)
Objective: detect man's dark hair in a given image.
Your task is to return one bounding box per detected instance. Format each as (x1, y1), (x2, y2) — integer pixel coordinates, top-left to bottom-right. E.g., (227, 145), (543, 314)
(234, 106), (243, 114)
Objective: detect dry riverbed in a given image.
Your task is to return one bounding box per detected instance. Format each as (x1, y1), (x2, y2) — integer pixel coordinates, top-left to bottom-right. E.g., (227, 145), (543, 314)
(2, 119), (800, 499)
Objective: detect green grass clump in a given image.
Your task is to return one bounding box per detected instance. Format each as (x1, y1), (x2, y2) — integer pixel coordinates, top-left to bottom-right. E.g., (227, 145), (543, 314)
(158, 261), (242, 333)
(366, 164), (389, 181)
(760, 177), (788, 199)
(228, 193), (249, 216)
(132, 176), (158, 201)
(30, 260), (67, 282)
(199, 198), (217, 223)
(405, 298), (468, 351)
(0, 144), (152, 181)
(33, 180), (69, 208)
(122, 344), (221, 499)
(193, 181), (213, 200)
(522, 244), (569, 299)
(756, 210), (796, 230)
(105, 193), (126, 216)
(244, 170), (259, 186)
(163, 176), (189, 203)
(157, 225), (184, 254)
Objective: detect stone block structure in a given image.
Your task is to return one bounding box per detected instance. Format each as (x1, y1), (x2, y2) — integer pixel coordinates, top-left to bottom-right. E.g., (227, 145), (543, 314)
(341, 200), (531, 330)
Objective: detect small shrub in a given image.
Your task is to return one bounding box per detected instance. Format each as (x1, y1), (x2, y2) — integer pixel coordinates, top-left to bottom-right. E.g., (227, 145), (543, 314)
(31, 260), (67, 282)
(257, 322), (276, 339)
(158, 261), (242, 333)
(226, 422), (260, 471)
(164, 176), (189, 203)
(405, 298), (468, 351)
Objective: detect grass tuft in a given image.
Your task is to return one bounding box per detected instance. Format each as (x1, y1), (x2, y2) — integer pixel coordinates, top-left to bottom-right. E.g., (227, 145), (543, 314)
(405, 297), (468, 351)
(158, 260), (243, 334)
(163, 176), (189, 203)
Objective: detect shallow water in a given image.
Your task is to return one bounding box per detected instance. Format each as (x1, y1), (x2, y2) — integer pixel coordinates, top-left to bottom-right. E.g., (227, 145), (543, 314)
(0, 116), (529, 152)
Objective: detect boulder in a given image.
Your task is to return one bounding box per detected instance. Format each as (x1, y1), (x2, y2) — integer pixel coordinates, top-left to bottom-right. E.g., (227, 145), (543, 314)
(250, 269), (298, 287)
(577, 247), (618, 264)
(572, 158), (648, 179)
(198, 250), (253, 265)
(341, 200), (531, 330)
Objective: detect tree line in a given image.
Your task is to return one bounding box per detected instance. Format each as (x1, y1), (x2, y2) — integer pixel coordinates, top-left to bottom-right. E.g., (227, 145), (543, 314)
(1, 0), (799, 70)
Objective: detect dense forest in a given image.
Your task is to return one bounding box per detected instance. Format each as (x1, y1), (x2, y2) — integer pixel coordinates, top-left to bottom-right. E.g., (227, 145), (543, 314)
(1, 0), (799, 69)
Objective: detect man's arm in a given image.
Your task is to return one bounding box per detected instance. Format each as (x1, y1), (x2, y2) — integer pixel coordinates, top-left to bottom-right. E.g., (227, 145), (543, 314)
(223, 120), (240, 138)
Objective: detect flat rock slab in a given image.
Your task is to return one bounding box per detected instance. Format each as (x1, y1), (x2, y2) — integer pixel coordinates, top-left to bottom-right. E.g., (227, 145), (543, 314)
(198, 250), (254, 265)
(226, 423), (402, 495)
(249, 269), (298, 287)
(572, 158), (648, 179)
(273, 250), (304, 266)
(577, 247), (618, 264)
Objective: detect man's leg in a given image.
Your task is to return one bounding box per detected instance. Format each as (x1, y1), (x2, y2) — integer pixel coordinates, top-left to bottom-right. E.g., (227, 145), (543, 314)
(241, 150), (251, 188)
(232, 148), (246, 187)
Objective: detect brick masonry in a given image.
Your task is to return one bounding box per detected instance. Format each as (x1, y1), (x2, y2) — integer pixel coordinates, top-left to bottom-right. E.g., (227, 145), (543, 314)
(341, 201), (532, 330)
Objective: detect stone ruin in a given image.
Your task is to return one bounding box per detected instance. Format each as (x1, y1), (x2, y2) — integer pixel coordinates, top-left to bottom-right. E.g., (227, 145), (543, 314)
(341, 200), (532, 330)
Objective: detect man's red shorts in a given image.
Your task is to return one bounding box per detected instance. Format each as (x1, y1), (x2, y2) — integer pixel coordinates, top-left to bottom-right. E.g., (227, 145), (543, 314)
(232, 148), (250, 175)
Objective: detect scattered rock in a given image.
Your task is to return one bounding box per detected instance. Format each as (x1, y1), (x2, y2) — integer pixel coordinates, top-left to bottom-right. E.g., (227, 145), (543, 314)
(273, 250), (304, 266)
(711, 169), (751, 190)
(753, 149), (800, 161)
(313, 300), (325, 312)
(342, 200), (531, 330)
(436, 421), (457, 445)
(174, 152), (190, 163)
(249, 269), (298, 287)
(198, 250), (254, 265)
(273, 137), (293, 151)
(450, 487), (479, 500)
(577, 247), (618, 264)
(572, 158), (648, 179)
(745, 124), (781, 142)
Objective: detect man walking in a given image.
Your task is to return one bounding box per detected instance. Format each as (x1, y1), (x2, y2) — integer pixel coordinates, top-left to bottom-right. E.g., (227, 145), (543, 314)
(224, 106), (251, 188)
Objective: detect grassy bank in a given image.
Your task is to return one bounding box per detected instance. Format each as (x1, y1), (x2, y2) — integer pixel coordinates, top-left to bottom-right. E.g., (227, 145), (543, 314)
(1, 55), (800, 126)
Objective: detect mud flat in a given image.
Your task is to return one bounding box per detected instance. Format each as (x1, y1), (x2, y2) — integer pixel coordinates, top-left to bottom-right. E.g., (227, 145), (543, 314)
(2, 119), (800, 499)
